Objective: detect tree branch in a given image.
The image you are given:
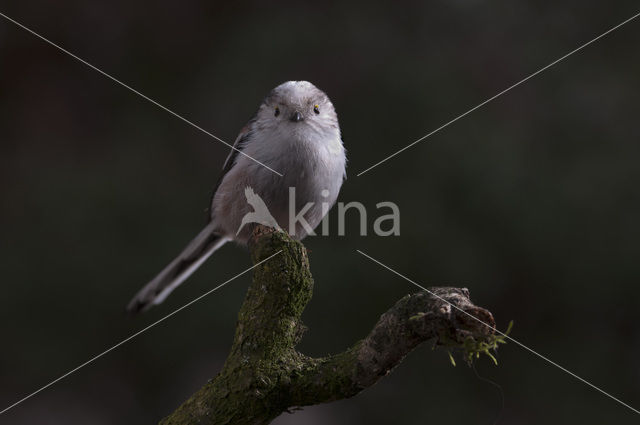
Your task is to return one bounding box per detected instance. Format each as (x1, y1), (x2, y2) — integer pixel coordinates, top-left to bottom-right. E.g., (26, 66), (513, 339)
(159, 227), (498, 425)
(289, 287), (495, 406)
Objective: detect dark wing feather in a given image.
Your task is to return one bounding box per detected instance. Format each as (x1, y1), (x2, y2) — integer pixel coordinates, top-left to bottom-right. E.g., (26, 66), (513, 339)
(206, 117), (256, 222)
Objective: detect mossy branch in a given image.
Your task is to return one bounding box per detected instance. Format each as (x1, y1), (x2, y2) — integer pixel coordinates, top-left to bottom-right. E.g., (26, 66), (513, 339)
(159, 226), (499, 425)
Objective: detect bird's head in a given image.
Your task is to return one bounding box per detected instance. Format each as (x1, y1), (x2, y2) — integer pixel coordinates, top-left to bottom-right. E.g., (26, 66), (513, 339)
(255, 81), (339, 137)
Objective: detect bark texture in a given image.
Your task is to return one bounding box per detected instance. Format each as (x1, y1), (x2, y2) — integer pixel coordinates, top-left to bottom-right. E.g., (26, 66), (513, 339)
(160, 227), (497, 425)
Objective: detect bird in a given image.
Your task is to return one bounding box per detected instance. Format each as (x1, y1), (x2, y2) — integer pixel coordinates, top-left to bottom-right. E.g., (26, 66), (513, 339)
(127, 81), (346, 313)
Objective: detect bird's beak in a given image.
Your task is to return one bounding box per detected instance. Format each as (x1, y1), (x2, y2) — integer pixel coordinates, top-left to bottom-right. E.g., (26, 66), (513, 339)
(290, 111), (304, 122)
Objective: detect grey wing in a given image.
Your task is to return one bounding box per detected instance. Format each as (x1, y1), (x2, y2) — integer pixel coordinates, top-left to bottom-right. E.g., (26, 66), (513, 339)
(206, 117), (256, 222)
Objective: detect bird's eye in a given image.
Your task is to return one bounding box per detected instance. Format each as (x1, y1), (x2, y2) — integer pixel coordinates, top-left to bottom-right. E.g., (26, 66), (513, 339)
(313, 104), (320, 114)
(274, 107), (280, 117)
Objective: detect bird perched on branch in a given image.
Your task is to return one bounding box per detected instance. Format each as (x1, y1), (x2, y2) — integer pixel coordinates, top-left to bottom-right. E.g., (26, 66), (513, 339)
(127, 81), (346, 313)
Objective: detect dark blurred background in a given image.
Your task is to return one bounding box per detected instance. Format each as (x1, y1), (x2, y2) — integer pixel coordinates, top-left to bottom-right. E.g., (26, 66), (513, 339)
(1, 1), (639, 423)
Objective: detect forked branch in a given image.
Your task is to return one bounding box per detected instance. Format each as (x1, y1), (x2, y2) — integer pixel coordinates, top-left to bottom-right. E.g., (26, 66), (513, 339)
(160, 227), (498, 425)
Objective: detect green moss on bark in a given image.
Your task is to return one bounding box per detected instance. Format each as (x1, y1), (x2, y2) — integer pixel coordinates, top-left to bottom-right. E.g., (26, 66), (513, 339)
(160, 227), (499, 425)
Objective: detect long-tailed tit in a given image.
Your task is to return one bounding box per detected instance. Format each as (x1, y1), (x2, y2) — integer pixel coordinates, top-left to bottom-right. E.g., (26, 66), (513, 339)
(127, 81), (346, 313)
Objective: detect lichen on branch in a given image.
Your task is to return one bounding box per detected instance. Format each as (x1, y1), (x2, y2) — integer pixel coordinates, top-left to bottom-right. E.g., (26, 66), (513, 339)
(160, 226), (500, 425)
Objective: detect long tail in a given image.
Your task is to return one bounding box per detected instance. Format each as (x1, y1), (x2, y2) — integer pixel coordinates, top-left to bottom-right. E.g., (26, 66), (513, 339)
(127, 223), (228, 314)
